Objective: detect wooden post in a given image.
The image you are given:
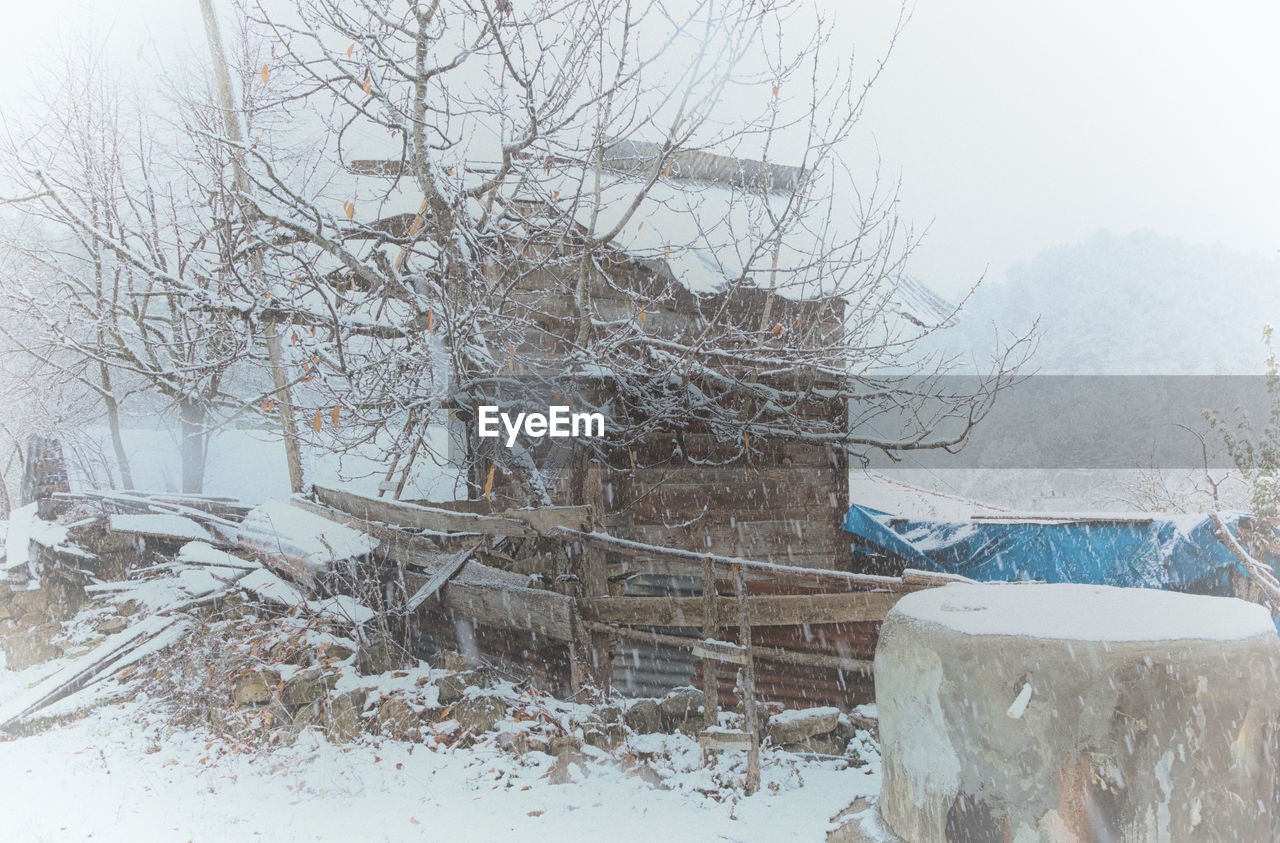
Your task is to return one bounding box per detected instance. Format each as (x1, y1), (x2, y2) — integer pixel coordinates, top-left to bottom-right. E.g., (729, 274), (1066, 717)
(734, 563), (760, 795)
(198, 0), (305, 494)
(578, 462), (614, 697)
(701, 555), (720, 729)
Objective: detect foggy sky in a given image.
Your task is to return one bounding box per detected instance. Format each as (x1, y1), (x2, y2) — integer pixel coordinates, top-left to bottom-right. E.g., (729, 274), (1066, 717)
(3, 0), (1277, 299)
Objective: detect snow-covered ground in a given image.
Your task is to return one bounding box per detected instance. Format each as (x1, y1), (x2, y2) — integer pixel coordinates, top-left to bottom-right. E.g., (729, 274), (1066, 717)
(0, 644), (886, 842)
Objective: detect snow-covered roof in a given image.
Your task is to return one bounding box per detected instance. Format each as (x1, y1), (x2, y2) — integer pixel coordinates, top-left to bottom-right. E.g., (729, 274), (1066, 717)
(340, 150), (953, 325)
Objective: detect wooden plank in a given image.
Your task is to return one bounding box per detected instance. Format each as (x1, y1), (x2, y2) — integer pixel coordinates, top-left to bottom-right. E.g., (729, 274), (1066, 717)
(105, 514), (214, 543)
(734, 563), (761, 795)
(314, 486), (535, 537)
(586, 622), (875, 674)
(692, 638), (748, 666)
(698, 728), (753, 751)
(503, 505), (592, 534)
(579, 462), (613, 693)
(701, 556), (720, 728)
(629, 521), (845, 558)
(900, 568), (977, 587)
(581, 590), (902, 627)
(288, 497), (445, 565)
(405, 545), (478, 612)
(608, 555), (873, 584)
(314, 486), (590, 537)
(557, 527), (909, 591)
(441, 580), (574, 641)
(0, 616), (182, 731)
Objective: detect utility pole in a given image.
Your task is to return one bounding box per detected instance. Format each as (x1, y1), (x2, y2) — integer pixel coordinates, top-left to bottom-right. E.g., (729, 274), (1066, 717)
(197, 0), (306, 494)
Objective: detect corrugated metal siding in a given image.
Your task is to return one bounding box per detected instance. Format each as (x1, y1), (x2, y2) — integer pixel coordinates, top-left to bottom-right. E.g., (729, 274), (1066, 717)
(700, 621), (880, 711)
(610, 573), (700, 697)
(609, 572), (889, 709)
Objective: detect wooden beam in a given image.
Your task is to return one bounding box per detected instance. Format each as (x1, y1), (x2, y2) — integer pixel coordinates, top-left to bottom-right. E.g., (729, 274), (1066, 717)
(692, 638), (748, 666)
(504, 505), (592, 535)
(440, 580), (574, 641)
(0, 616), (183, 731)
(405, 545), (478, 612)
(734, 563), (761, 795)
(900, 568), (977, 587)
(581, 590), (902, 628)
(315, 486), (536, 537)
(584, 622), (875, 674)
(288, 497), (448, 568)
(701, 555), (719, 729)
(314, 486), (591, 538)
(560, 527), (915, 592)
(698, 728), (753, 752)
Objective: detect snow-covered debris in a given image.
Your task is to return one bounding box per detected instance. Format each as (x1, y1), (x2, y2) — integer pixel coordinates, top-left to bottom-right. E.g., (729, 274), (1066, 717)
(894, 582), (1275, 642)
(176, 568), (231, 598)
(107, 514), (213, 542)
(2, 503), (69, 574)
(238, 568), (307, 608)
(309, 595), (375, 626)
(176, 541), (260, 570)
(236, 500), (378, 574)
(236, 568), (374, 627)
(0, 615), (186, 730)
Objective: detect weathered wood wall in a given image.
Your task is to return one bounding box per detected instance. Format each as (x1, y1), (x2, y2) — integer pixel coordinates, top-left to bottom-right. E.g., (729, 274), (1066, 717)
(473, 256), (850, 570)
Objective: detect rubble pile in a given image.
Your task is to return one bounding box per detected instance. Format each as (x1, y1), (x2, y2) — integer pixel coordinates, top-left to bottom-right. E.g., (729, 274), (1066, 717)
(0, 493), (878, 790)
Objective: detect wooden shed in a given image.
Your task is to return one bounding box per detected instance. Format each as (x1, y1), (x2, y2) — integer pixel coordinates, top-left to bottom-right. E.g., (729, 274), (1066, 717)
(345, 147), (951, 705)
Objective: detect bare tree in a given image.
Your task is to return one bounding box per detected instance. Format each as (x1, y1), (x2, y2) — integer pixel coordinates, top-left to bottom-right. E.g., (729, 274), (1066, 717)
(1112, 424), (1245, 513)
(194, 0), (1028, 504)
(3, 1), (1031, 504)
(0, 32), (287, 493)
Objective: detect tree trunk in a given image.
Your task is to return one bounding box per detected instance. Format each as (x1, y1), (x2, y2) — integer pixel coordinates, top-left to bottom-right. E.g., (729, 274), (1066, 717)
(178, 397), (206, 494)
(100, 364), (134, 490)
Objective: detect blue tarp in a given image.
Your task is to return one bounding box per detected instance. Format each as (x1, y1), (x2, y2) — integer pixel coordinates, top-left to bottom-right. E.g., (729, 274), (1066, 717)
(841, 504), (1255, 593)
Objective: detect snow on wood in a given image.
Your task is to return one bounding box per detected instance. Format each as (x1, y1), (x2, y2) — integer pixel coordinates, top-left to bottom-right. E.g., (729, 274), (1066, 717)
(405, 545), (479, 612)
(176, 541), (261, 571)
(2, 503), (68, 574)
(554, 527), (909, 591)
(893, 582), (1275, 642)
(235, 567), (375, 627)
(62, 490), (244, 533)
(236, 499), (378, 577)
(108, 514), (214, 542)
(691, 638), (748, 665)
(237, 568), (307, 608)
(0, 615), (185, 731)
(2, 503), (36, 573)
(177, 567), (238, 598)
(309, 595), (376, 626)
(900, 568), (976, 586)
(314, 485), (537, 537)
(768, 706), (841, 727)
